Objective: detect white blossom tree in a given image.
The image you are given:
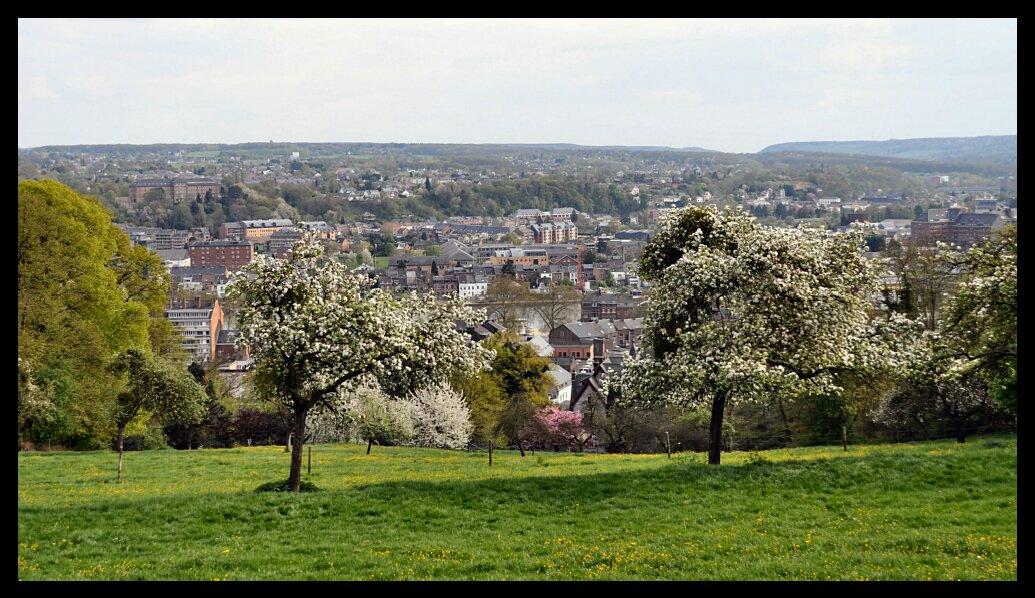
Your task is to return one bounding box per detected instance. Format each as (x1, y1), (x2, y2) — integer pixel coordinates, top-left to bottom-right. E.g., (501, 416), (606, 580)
(342, 381), (414, 453)
(937, 226), (1016, 408)
(610, 207), (921, 465)
(404, 384), (474, 450)
(227, 238), (491, 491)
(875, 226), (1016, 440)
(18, 357), (55, 444)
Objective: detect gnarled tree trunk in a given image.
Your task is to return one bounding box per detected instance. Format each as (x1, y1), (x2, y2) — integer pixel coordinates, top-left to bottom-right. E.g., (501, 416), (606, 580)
(708, 392), (728, 465)
(287, 410), (308, 492)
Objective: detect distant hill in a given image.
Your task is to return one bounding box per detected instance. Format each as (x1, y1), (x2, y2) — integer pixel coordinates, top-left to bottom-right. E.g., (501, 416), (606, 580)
(759, 136), (1016, 166)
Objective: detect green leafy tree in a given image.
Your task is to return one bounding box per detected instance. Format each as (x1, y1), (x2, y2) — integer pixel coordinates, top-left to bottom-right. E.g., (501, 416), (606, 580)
(109, 348), (207, 481)
(18, 180), (155, 447)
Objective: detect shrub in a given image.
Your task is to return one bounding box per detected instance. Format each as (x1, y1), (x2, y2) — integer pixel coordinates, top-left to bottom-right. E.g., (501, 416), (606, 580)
(404, 385), (473, 450)
(232, 408), (291, 446)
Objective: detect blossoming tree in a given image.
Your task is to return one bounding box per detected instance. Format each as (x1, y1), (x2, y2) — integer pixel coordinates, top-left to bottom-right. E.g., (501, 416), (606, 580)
(528, 405), (593, 452)
(405, 384), (474, 450)
(612, 207), (919, 465)
(342, 381), (414, 454)
(937, 226), (1016, 408)
(876, 226), (1017, 439)
(227, 239), (491, 491)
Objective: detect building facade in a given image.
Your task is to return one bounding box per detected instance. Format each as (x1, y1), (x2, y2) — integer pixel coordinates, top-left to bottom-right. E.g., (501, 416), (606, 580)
(188, 240), (254, 271)
(129, 178), (220, 203)
(165, 297), (224, 364)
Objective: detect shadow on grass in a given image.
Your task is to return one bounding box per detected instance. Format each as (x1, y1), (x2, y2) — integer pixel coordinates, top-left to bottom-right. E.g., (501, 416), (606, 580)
(20, 438), (1015, 522)
(255, 480), (320, 493)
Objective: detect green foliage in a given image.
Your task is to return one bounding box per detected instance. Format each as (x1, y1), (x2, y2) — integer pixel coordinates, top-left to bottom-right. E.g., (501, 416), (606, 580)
(453, 333), (552, 447)
(18, 179), (169, 448)
(109, 348), (207, 436)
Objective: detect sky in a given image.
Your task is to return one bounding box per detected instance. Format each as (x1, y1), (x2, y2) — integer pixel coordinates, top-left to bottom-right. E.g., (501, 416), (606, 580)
(18, 18), (1017, 153)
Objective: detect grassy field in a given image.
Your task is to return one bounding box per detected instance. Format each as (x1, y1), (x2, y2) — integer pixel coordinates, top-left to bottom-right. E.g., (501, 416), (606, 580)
(18, 436), (1016, 580)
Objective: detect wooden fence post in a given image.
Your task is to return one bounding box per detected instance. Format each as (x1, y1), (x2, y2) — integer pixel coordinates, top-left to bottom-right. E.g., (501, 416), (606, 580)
(665, 431), (671, 458)
(842, 425), (848, 452)
(307, 444), (312, 475)
(488, 441), (493, 467)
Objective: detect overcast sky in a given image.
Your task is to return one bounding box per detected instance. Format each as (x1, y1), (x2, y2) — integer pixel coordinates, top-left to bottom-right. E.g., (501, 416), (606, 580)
(18, 18), (1017, 153)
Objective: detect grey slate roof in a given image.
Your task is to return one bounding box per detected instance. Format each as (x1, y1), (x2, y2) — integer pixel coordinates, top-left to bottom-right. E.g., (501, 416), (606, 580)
(954, 213), (1000, 227)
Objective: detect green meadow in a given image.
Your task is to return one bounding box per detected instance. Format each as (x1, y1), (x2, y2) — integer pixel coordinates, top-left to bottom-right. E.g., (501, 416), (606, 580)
(18, 436), (1016, 580)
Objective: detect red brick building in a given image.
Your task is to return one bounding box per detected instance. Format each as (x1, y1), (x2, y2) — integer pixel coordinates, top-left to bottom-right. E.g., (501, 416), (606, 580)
(188, 240), (254, 271)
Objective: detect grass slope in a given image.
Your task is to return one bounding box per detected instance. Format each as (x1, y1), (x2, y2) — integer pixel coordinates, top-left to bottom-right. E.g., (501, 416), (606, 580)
(18, 436), (1016, 580)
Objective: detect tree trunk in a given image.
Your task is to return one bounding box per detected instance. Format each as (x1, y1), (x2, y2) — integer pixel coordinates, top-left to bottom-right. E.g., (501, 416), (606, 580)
(776, 398), (792, 444)
(287, 414), (307, 492)
(518, 440), (526, 457)
(957, 425), (967, 444)
(116, 425), (127, 483)
(366, 439), (373, 455)
(708, 393), (727, 466)
(842, 425), (848, 452)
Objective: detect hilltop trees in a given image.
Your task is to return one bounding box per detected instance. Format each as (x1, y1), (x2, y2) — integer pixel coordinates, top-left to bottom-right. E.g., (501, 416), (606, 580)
(227, 238), (491, 491)
(613, 207), (919, 465)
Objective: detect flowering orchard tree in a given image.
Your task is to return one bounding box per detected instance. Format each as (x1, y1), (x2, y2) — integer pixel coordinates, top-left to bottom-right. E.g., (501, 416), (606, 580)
(529, 405), (593, 452)
(405, 384), (474, 450)
(938, 226), (1016, 408)
(342, 380), (414, 453)
(611, 207), (921, 465)
(227, 239), (491, 491)
(876, 226), (1017, 440)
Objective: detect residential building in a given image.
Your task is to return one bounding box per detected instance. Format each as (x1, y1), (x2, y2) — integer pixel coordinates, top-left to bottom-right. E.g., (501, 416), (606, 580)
(165, 297), (224, 364)
(156, 248), (190, 269)
(581, 292), (641, 321)
(220, 219), (295, 243)
(188, 240), (254, 271)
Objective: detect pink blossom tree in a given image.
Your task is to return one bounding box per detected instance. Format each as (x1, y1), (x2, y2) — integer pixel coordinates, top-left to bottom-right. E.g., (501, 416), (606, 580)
(530, 406), (594, 452)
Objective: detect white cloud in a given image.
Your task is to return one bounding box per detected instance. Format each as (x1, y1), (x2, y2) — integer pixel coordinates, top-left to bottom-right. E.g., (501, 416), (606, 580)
(820, 39), (913, 71)
(18, 75), (59, 101)
(17, 18), (1016, 151)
